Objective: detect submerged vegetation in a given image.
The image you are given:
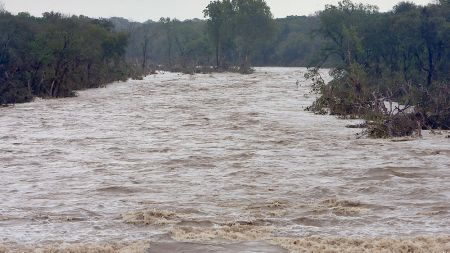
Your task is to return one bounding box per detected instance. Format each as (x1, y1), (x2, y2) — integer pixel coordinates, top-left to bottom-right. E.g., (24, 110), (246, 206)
(112, 6), (328, 73)
(0, 0), (448, 139)
(0, 0), (333, 104)
(0, 11), (149, 105)
(307, 0), (450, 138)
(1, 0), (329, 105)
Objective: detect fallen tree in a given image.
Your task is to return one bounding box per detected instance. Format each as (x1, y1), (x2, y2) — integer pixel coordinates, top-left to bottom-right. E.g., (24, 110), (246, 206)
(306, 0), (449, 138)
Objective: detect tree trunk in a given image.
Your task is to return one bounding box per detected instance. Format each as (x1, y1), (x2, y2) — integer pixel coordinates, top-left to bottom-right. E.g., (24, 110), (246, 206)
(142, 37), (148, 70)
(426, 44), (433, 86)
(216, 38), (220, 68)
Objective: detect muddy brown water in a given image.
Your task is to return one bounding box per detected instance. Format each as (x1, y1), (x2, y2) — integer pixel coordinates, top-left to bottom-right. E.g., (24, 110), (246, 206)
(0, 68), (449, 252)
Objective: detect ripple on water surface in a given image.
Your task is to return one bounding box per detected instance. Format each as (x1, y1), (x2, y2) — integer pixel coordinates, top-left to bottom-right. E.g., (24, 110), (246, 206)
(0, 68), (449, 251)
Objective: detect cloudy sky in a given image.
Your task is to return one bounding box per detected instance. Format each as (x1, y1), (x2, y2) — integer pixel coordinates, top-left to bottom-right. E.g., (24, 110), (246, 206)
(2, 0), (433, 22)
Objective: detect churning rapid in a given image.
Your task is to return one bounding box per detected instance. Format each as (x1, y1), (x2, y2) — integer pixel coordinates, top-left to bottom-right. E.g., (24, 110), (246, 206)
(0, 68), (449, 252)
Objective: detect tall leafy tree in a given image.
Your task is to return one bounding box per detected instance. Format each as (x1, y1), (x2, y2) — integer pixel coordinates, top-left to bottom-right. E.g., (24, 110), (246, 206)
(203, 0), (276, 71)
(231, 0), (276, 71)
(203, 0), (233, 68)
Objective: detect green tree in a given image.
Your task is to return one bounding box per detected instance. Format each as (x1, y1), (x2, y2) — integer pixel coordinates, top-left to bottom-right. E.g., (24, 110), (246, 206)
(0, 12), (137, 104)
(231, 0), (276, 71)
(309, 0), (450, 136)
(203, 0), (233, 68)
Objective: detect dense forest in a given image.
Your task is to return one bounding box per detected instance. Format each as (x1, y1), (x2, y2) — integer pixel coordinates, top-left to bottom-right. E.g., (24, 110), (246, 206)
(1, 0), (327, 104)
(306, 0), (450, 137)
(0, 10), (145, 104)
(111, 14), (327, 71)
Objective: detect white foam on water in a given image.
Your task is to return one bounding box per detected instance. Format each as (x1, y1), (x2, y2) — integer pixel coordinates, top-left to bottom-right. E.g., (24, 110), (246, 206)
(0, 68), (449, 250)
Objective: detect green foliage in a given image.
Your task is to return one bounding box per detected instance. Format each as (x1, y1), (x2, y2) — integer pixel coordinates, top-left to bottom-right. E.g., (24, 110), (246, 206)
(232, 0), (276, 71)
(0, 12), (138, 104)
(116, 0), (279, 72)
(116, 14), (329, 70)
(121, 18), (211, 71)
(203, 0), (276, 72)
(308, 0), (450, 137)
(203, 0), (234, 68)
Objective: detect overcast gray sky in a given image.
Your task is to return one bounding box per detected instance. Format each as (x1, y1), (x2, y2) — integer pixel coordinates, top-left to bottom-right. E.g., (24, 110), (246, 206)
(2, 0), (433, 22)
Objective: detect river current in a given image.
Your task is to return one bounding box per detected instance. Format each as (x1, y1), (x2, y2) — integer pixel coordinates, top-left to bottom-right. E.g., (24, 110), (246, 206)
(0, 68), (449, 252)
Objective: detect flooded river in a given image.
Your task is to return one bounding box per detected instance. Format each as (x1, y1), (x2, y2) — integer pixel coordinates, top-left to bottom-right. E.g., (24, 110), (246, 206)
(0, 68), (449, 252)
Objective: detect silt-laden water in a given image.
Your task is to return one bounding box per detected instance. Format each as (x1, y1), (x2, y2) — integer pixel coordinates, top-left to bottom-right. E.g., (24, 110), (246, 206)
(0, 68), (449, 252)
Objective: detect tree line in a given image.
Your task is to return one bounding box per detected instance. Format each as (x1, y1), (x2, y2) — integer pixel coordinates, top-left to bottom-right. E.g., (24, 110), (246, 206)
(307, 0), (449, 137)
(1, 0), (331, 104)
(0, 10), (144, 105)
(112, 3), (329, 73)
(2, 0), (448, 128)
(114, 0), (278, 73)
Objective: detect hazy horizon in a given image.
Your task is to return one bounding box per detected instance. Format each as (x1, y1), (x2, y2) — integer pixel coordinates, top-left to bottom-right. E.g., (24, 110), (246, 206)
(2, 0), (433, 22)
